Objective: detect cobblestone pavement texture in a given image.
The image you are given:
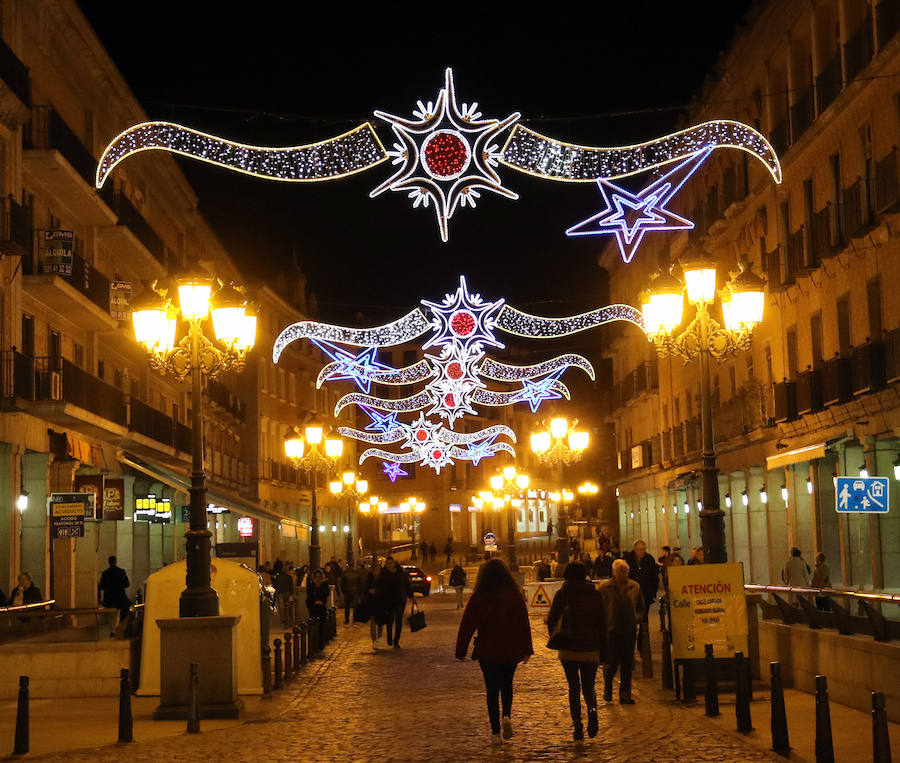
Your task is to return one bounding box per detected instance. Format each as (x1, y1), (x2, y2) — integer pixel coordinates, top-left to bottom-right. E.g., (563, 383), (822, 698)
(28, 597), (778, 762)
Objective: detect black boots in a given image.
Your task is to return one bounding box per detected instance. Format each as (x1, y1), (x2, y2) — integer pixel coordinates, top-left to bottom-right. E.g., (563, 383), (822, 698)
(587, 708), (598, 738)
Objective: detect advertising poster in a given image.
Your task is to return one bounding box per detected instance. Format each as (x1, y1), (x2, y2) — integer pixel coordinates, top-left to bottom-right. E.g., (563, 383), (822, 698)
(39, 229), (74, 275)
(109, 280), (133, 320)
(103, 478), (125, 520)
(49, 492), (90, 539)
(73, 474), (103, 519)
(668, 562), (748, 660)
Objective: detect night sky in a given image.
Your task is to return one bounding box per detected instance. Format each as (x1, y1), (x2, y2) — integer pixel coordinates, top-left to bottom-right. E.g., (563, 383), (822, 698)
(78, 1), (755, 325)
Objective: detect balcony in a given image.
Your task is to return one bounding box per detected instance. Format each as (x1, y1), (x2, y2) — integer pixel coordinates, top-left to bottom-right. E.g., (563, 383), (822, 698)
(684, 416), (700, 456)
(206, 378), (246, 424)
(874, 148), (900, 214)
(851, 341), (887, 395)
(128, 397), (177, 447)
(672, 422), (685, 459)
(796, 368), (823, 414)
(774, 380), (798, 422)
(23, 106), (116, 227)
(766, 245), (789, 292)
(815, 53), (842, 114)
(0, 38), (29, 129)
(0, 195), (32, 257)
(886, 327), (900, 382)
(715, 380), (770, 439)
(790, 87), (815, 142)
(769, 117), (790, 157)
(822, 356), (853, 406)
(2, 353), (126, 437)
(844, 14), (874, 83)
(842, 178), (875, 238)
(22, 249), (117, 332)
(809, 206), (833, 264)
(877, 0), (900, 49)
(99, 190), (166, 272)
(786, 228), (806, 278)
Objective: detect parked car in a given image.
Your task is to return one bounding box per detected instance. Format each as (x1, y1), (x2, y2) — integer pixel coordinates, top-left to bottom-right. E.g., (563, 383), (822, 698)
(403, 565), (432, 597)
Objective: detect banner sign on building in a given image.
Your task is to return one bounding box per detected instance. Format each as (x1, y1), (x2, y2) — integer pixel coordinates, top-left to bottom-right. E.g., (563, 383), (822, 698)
(49, 492), (90, 538)
(109, 280), (133, 320)
(39, 229), (74, 275)
(668, 562), (749, 660)
(237, 516), (254, 537)
(103, 478), (125, 520)
(152, 498), (172, 524)
(835, 476), (889, 513)
(73, 474), (103, 520)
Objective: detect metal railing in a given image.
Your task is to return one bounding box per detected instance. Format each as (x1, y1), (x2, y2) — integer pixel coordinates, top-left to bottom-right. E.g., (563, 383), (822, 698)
(0, 37), (30, 108)
(24, 106), (96, 187)
(108, 190), (165, 263)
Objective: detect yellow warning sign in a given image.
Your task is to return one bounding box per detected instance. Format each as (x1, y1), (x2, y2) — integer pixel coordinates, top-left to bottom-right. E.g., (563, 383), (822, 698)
(531, 585), (551, 608)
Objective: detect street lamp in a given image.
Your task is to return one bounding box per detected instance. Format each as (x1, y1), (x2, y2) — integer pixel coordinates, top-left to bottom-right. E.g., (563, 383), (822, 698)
(132, 268), (257, 617)
(488, 467), (529, 570)
(642, 247), (765, 564)
(284, 424), (344, 571)
(530, 416), (589, 565)
(399, 496), (427, 559)
(329, 472), (368, 565)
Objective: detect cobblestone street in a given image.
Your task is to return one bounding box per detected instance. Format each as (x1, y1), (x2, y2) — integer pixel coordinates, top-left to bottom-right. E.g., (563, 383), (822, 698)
(27, 596), (778, 762)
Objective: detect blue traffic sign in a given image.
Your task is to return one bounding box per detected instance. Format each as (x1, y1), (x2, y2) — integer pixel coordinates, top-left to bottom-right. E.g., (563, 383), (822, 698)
(835, 476), (889, 513)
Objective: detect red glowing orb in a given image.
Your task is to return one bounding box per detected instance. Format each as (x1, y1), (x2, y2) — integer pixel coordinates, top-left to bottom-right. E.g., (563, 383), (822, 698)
(444, 393), (456, 407)
(422, 131), (469, 178)
(415, 429), (428, 442)
(450, 311), (476, 336)
(432, 449), (443, 460)
(447, 362), (464, 380)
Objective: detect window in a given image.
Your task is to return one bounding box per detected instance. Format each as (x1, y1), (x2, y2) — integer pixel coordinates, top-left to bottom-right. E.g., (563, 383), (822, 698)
(289, 372), (296, 404)
(829, 153), (842, 239)
(837, 296), (851, 357)
(73, 343), (84, 368)
(746, 355), (755, 379)
(866, 278), (882, 340)
(728, 365), (737, 397)
(860, 123), (873, 216)
(48, 329), (61, 361)
(21, 314), (34, 357)
(810, 313), (824, 367)
(786, 326), (798, 379)
(97, 359), (105, 380)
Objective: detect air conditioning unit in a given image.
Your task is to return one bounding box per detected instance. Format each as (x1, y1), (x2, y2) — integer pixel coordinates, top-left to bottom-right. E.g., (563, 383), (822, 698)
(36, 369), (62, 400)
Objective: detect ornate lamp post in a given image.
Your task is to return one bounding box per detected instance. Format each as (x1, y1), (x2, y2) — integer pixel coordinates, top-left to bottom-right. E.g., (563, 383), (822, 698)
(641, 247), (765, 563)
(399, 496), (426, 559)
(132, 268), (257, 617)
(530, 416), (589, 566)
(489, 466), (530, 570)
(329, 472), (368, 566)
(284, 425), (344, 571)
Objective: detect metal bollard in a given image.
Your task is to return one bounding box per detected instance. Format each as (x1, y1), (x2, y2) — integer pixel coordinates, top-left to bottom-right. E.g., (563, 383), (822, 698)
(299, 621), (308, 666)
(186, 662), (200, 734)
(13, 675), (28, 755)
(261, 644), (272, 699)
(661, 629), (674, 690)
(118, 668), (133, 743)
(735, 652), (753, 733)
(814, 675), (834, 763)
(283, 631), (293, 682)
(292, 625), (301, 673)
(704, 644), (719, 717)
(273, 638), (283, 690)
(683, 662), (697, 702)
(769, 662), (790, 755)
(872, 691), (892, 763)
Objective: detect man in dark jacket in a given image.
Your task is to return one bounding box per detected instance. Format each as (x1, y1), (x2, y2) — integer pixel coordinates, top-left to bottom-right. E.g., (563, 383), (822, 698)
(599, 559), (645, 704)
(272, 561), (295, 625)
(626, 540), (659, 610)
(340, 564), (363, 625)
(98, 556), (130, 621)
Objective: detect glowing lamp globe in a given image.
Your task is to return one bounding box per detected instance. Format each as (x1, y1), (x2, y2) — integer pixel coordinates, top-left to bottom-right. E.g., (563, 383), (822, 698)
(304, 425), (323, 445)
(550, 417), (569, 439)
(490, 475), (504, 491)
(342, 471), (356, 485)
(356, 479), (368, 494)
(359, 502), (370, 514)
(284, 433), (305, 460)
(530, 432), (551, 454)
(325, 438), (344, 458)
(502, 466), (517, 481)
(515, 474), (530, 489)
(727, 260), (766, 326)
(132, 290), (169, 349)
(176, 268), (213, 321)
(646, 271), (685, 334)
(235, 309), (258, 351)
(369, 495), (379, 506)
(210, 283), (245, 346)
(329, 481), (342, 495)
(568, 431), (589, 451)
(680, 247), (718, 304)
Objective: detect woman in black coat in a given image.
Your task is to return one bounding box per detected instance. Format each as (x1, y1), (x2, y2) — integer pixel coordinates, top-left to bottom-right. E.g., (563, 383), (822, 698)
(9, 572), (42, 606)
(546, 562), (607, 741)
(377, 557), (412, 648)
(305, 569), (330, 619)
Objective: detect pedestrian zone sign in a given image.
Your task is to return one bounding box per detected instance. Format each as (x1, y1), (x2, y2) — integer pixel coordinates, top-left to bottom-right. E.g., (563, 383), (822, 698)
(531, 585), (551, 608)
(835, 476), (889, 513)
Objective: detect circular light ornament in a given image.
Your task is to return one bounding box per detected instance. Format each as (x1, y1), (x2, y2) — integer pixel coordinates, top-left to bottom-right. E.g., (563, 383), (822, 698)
(421, 130), (471, 179)
(450, 310), (476, 336)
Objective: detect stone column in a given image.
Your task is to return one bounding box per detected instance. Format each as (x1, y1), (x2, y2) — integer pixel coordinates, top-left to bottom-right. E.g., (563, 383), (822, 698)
(21, 452), (52, 596)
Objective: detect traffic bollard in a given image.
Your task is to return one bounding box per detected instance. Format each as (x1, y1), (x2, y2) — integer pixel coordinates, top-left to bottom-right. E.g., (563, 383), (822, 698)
(872, 691), (891, 763)
(661, 629), (674, 690)
(186, 662), (200, 734)
(683, 662), (697, 702)
(13, 675), (28, 756)
(704, 644), (719, 717)
(118, 668), (133, 743)
(261, 644), (272, 699)
(299, 621), (308, 666)
(292, 625), (301, 673)
(273, 638), (283, 690)
(769, 662), (790, 755)
(814, 675), (834, 763)
(735, 652), (753, 733)
(283, 631), (293, 682)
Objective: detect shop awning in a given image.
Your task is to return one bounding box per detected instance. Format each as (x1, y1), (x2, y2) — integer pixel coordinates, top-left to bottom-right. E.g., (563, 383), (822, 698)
(119, 452), (301, 527)
(765, 442), (827, 471)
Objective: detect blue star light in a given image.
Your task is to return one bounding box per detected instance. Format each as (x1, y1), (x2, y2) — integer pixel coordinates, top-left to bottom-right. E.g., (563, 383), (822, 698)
(360, 406), (400, 433)
(382, 461), (408, 482)
(313, 340), (392, 393)
(566, 147), (714, 263)
(463, 434), (499, 466)
(512, 371), (566, 413)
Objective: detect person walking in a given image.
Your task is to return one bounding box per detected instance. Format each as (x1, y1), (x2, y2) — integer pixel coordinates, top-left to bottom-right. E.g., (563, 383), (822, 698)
(444, 537), (454, 567)
(429, 542), (437, 562)
(599, 559), (645, 704)
(340, 562), (362, 625)
(782, 547), (811, 586)
(378, 557), (412, 648)
(546, 562), (607, 741)
(272, 561), (295, 626)
(455, 559), (533, 745)
(809, 552), (831, 610)
(366, 562), (386, 650)
(625, 540), (660, 612)
(449, 562), (467, 609)
(419, 539), (429, 563)
(98, 556), (131, 622)
(9, 572), (42, 606)
(687, 546), (705, 565)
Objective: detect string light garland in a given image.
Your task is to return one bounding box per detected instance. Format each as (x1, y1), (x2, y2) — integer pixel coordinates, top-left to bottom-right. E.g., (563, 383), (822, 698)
(275, 276), (643, 472)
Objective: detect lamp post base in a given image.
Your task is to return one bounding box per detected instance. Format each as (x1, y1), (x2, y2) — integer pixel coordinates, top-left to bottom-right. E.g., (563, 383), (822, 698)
(309, 543), (321, 572)
(700, 508), (727, 564)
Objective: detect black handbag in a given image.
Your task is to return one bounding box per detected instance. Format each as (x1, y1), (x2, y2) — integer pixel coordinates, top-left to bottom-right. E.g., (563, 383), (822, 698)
(353, 601), (370, 623)
(546, 604), (576, 650)
(407, 600), (426, 632)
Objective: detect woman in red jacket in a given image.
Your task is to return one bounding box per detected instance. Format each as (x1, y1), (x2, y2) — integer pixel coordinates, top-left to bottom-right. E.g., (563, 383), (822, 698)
(455, 559), (533, 745)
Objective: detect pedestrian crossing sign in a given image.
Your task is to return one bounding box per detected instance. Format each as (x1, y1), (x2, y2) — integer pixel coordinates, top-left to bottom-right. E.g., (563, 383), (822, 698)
(531, 585), (551, 608)
(835, 476), (889, 513)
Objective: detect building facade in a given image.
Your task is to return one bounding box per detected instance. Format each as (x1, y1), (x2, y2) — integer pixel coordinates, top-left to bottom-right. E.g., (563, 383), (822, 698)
(605, 0), (900, 588)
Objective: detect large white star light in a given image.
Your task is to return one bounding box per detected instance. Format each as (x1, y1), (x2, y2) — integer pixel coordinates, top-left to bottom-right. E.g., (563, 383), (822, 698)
(421, 276), (505, 353)
(370, 68), (521, 241)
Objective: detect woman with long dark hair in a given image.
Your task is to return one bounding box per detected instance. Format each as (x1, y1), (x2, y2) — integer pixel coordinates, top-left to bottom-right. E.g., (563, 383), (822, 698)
(455, 559), (533, 745)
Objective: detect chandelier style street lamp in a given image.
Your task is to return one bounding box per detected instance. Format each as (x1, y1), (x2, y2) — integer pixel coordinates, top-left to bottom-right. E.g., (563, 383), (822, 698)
(530, 416), (589, 565)
(399, 496), (427, 559)
(641, 247), (765, 563)
(284, 424), (344, 571)
(132, 268), (257, 617)
(488, 466), (530, 570)
(329, 472), (368, 566)
(358, 495), (387, 561)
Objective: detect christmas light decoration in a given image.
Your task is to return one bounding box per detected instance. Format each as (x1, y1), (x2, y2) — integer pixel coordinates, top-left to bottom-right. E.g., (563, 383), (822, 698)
(382, 461), (408, 482)
(370, 68), (520, 242)
(566, 147), (712, 262)
(95, 122), (387, 188)
(500, 120), (782, 184)
(275, 276), (641, 472)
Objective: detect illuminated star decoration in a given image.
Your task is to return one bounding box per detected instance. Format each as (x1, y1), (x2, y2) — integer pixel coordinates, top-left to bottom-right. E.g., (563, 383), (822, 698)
(382, 461), (408, 482)
(511, 370), (567, 413)
(370, 67), (521, 242)
(360, 406), (400, 433)
(566, 146), (714, 263)
(462, 434), (499, 467)
(312, 340), (392, 394)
